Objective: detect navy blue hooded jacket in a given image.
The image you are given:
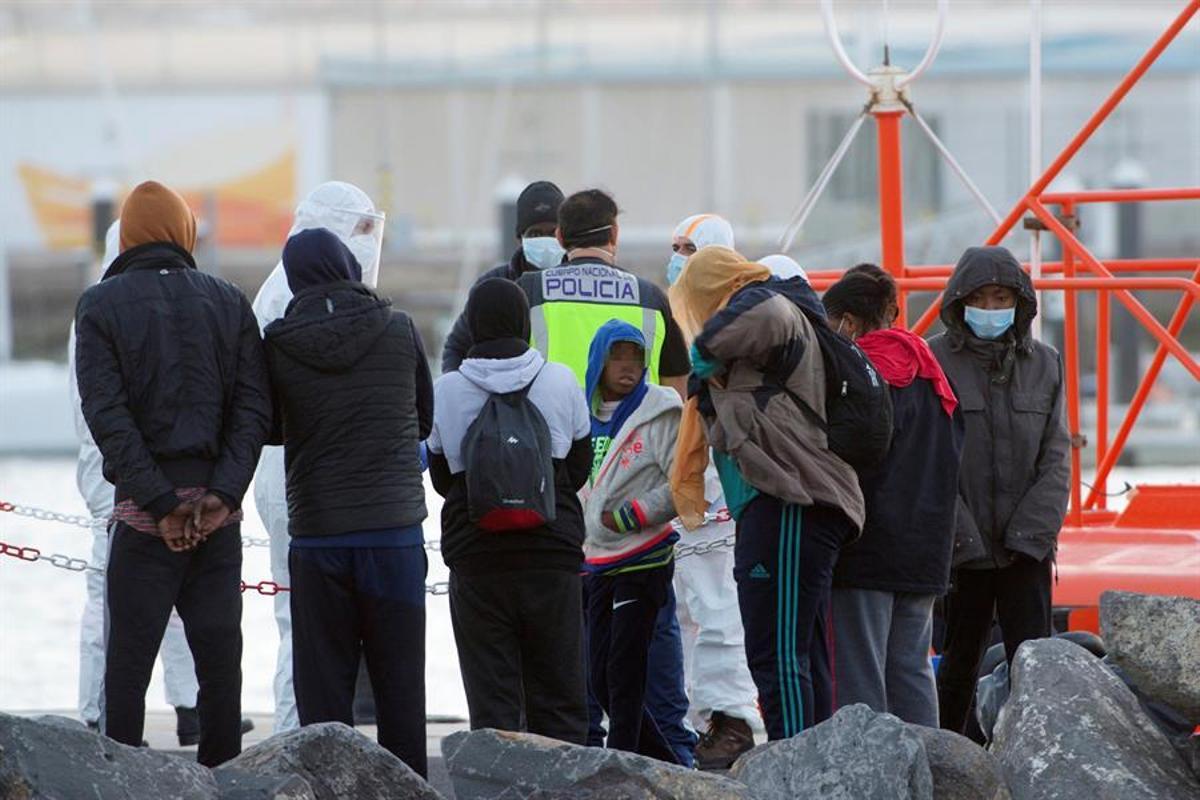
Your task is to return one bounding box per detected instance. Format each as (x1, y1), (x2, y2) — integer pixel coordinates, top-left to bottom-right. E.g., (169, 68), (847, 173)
(266, 228), (433, 539)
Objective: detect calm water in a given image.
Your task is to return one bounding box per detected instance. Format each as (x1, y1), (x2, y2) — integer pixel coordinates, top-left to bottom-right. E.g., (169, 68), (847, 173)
(0, 457), (466, 718)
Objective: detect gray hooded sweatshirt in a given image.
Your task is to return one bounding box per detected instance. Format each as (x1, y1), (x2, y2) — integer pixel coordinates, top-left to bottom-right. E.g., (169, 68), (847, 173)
(929, 246), (1070, 569)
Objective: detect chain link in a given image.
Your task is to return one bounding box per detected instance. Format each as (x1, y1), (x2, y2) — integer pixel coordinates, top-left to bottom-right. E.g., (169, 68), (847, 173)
(241, 580), (288, 595)
(3, 499), (446, 553)
(0, 501), (95, 529)
(675, 533), (737, 560)
(2, 537), (453, 595)
(2, 493), (725, 583)
(1, 541), (41, 561)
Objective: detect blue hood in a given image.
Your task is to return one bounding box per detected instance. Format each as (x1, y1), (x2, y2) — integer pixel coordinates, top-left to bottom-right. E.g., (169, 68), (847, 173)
(585, 319), (648, 408)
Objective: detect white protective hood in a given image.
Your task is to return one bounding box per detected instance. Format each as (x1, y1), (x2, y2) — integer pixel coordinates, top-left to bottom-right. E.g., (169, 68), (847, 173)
(251, 181), (383, 536)
(251, 181), (385, 333)
(673, 213), (735, 252)
(760, 253), (809, 282)
(69, 220), (122, 517)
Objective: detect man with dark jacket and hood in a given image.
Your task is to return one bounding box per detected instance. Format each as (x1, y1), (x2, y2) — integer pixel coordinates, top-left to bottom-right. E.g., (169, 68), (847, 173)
(428, 277), (592, 745)
(74, 180), (272, 766)
(264, 227), (433, 777)
(441, 180), (566, 372)
(929, 245), (1070, 736)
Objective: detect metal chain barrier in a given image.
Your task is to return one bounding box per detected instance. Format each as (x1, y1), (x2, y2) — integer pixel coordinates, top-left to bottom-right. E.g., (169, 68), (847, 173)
(672, 507), (736, 560)
(675, 533), (737, 560)
(2, 537), (453, 596)
(0, 501), (95, 529)
(2, 498), (444, 552)
(3, 499), (736, 591)
(1, 539), (104, 574)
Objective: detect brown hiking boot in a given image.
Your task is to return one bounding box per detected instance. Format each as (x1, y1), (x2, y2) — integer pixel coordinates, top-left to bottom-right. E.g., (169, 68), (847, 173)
(694, 711), (755, 771)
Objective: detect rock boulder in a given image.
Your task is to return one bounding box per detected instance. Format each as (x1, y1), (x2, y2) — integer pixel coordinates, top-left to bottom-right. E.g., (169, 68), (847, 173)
(442, 728), (748, 799)
(992, 637), (1200, 800)
(0, 711), (217, 799)
(729, 704), (934, 800)
(1100, 591), (1200, 723)
(219, 722), (442, 800)
(909, 725), (1011, 800)
(214, 768), (316, 800)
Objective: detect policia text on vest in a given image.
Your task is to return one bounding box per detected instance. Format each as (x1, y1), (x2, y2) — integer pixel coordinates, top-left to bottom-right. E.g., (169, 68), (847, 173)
(519, 261), (689, 389)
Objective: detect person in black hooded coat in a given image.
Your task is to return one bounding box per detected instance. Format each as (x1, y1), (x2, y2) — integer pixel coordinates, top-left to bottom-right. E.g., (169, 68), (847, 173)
(264, 227), (433, 777)
(928, 245), (1070, 737)
(441, 180), (566, 372)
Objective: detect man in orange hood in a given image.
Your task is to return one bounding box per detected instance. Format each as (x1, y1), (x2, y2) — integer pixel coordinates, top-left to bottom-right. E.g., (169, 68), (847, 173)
(75, 180), (272, 766)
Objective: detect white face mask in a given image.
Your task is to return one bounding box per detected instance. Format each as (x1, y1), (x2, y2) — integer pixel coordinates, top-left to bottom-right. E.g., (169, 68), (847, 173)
(522, 236), (566, 270)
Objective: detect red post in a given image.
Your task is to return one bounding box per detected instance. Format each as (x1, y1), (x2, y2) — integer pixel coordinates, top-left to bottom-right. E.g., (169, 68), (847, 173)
(875, 110), (907, 326)
(1027, 198), (1200, 379)
(987, 0), (1200, 245)
(1095, 287), (1110, 510)
(1059, 201), (1084, 526)
(1084, 268), (1200, 509)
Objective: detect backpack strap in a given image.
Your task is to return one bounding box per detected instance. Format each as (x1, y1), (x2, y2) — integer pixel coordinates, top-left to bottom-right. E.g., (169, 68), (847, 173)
(507, 365), (545, 400)
(783, 384), (829, 434)
(459, 364), (545, 401)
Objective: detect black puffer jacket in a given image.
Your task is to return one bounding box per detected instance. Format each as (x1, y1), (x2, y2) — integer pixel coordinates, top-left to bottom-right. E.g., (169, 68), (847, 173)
(74, 242), (271, 519)
(265, 282), (433, 538)
(929, 246), (1070, 569)
(440, 247), (536, 373)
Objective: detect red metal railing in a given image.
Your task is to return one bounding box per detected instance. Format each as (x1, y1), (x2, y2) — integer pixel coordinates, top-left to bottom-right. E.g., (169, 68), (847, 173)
(818, 0), (1200, 529)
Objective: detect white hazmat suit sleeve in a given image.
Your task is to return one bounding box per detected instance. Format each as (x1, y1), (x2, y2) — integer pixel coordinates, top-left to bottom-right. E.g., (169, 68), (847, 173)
(666, 212), (759, 728)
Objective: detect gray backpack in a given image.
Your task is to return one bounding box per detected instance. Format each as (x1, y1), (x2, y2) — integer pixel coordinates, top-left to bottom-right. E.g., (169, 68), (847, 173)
(462, 372), (557, 532)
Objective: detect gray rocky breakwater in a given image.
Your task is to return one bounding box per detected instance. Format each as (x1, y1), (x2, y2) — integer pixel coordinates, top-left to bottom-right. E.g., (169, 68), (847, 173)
(3, 591), (1196, 799)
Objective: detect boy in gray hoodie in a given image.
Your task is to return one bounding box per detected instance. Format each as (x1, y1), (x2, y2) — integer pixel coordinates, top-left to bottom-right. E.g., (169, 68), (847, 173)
(582, 320), (684, 763)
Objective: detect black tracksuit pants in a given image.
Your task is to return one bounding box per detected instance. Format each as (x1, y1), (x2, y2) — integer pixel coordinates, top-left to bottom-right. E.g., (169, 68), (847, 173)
(585, 563), (677, 763)
(289, 544), (427, 778)
(734, 498), (851, 741)
(936, 556), (1053, 735)
(104, 523), (243, 767)
(449, 568), (588, 746)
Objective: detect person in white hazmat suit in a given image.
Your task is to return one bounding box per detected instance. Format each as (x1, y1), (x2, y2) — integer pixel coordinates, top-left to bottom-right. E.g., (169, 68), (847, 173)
(664, 214), (761, 769)
(72, 221), (252, 746)
(251, 181), (385, 733)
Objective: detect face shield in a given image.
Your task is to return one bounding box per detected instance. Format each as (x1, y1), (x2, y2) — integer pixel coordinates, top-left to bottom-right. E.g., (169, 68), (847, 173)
(289, 181), (385, 288)
(346, 210), (385, 288)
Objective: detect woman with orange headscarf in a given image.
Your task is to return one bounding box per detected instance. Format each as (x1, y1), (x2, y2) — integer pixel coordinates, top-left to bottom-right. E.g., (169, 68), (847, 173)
(668, 246), (864, 740)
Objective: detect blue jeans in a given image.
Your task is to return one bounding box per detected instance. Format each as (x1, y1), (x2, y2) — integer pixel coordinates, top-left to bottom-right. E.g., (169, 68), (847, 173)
(585, 582), (697, 766)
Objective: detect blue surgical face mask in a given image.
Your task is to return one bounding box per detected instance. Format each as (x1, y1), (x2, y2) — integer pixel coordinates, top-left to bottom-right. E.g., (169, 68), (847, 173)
(666, 252), (687, 286)
(964, 305), (1016, 340)
(522, 236), (565, 270)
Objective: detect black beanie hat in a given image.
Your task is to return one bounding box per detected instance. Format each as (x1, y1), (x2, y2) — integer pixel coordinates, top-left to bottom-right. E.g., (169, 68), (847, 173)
(466, 278), (531, 359)
(516, 181), (565, 238)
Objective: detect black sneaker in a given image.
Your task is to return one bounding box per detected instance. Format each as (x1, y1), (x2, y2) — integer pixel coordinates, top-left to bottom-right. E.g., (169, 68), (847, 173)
(175, 706), (255, 747)
(694, 711), (755, 771)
